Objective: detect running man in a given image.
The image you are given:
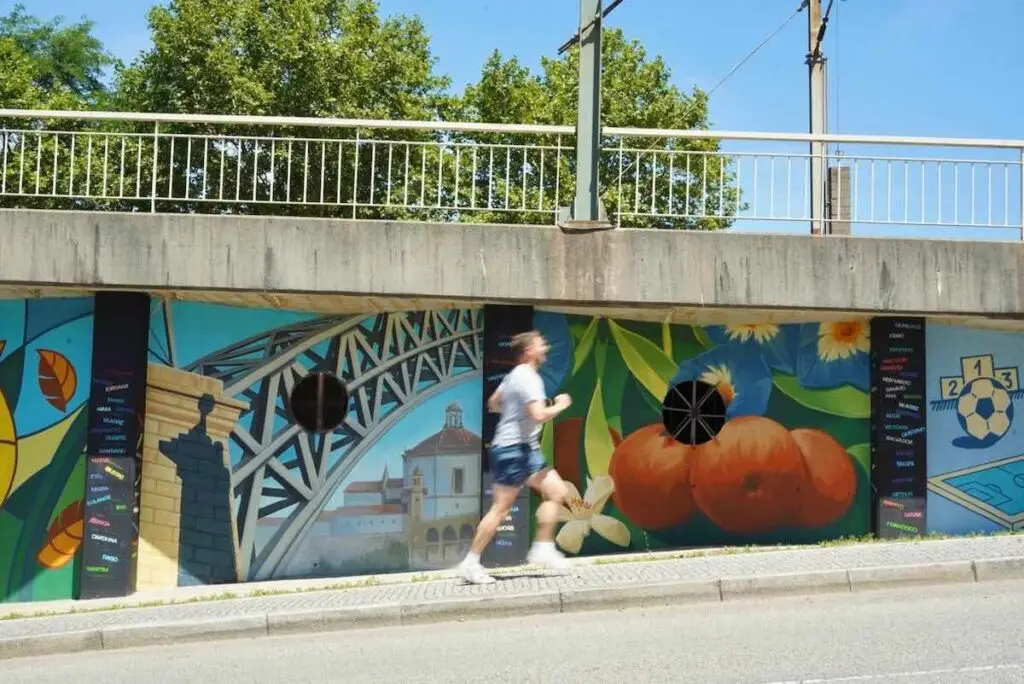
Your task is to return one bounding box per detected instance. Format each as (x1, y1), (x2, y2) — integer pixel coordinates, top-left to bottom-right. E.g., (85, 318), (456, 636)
(460, 330), (572, 585)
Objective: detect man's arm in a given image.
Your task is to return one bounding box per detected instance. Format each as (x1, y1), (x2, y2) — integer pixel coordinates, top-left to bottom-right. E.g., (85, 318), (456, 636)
(487, 389), (503, 413)
(525, 398), (569, 424)
(523, 373), (571, 423)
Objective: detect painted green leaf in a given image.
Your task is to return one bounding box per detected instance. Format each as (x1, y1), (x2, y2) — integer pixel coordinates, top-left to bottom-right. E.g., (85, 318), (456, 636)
(608, 320), (676, 402)
(0, 346), (27, 411)
(7, 408), (88, 602)
(692, 325), (714, 350)
(661, 320), (673, 358)
(572, 318), (599, 376)
(772, 373), (870, 419)
(585, 380), (616, 477)
(540, 421), (554, 467)
(601, 350), (628, 435)
(847, 443), (871, 478)
(594, 338), (608, 378)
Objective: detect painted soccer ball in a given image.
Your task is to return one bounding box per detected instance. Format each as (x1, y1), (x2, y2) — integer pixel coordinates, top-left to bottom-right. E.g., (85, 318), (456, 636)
(956, 377), (1014, 442)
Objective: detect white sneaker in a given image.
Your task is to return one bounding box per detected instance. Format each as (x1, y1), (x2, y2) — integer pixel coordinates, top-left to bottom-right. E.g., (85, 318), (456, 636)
(527, 543), (570, 570)
(460, 559), (496, 585)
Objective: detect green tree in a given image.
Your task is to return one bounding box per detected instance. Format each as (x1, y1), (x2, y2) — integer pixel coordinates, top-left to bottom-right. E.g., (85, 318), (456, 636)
(0, 4), (115, 109)
(111, 0), (456, 218)
(0, 5), (118, 211)
(459, 30), (739, 229)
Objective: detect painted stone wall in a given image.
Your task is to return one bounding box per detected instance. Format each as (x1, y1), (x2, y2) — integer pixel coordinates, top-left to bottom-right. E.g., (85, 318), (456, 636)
(534, 313), (871, 555)
(136, 364), (246, 591)
(146, 300), (483, 585)
(0, 298), (94, 603)
(926, 323), (1024, 534)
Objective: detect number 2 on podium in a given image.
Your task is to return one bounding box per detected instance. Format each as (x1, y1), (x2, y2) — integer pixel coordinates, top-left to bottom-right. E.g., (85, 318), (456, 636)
(940, 376), (963, 400)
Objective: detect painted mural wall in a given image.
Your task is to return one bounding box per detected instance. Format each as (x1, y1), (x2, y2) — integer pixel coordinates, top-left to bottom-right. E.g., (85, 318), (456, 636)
(143, 300), (483, 586)
(926, 323), (1024, 535)
(0, 298), (94, 603)
(535, 313), (871, 555)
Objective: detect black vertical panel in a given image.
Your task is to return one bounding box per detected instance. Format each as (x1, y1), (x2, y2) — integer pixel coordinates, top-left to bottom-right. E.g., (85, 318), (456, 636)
(481, 304), (536, 454)
(79, 292), (150, 599)
(870, 317), (927, 538)
(479, 304), (534, 568)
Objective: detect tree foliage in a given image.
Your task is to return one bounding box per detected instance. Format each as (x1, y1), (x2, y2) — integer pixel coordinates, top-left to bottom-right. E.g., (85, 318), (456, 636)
(114, 0), (451, 120)
(108, 0), (456, 218)
(0, 4), (115, 109)
(459, 30), (738, 229)
(1, 3), (738, 228)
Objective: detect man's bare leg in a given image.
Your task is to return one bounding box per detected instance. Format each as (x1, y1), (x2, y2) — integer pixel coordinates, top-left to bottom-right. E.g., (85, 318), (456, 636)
(525, 468), (570, 569)
(460, 484), (520, 584)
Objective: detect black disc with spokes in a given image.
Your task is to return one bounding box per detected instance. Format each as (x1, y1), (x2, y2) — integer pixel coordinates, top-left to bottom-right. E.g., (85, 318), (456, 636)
(662, 380), (727, 445)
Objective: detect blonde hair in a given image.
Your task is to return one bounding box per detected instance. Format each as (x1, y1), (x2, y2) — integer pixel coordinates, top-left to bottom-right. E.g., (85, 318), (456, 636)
(510, 330), (542, 360)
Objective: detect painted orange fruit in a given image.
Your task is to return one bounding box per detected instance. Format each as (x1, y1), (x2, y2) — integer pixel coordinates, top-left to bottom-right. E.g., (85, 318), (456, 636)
(690, 416), (807, 534)
(608, 423), (695, 530)
(791, 428), (857, 528)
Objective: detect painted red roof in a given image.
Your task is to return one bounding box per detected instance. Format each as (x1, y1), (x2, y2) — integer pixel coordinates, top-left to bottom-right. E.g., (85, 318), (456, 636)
(322, 504), (403, 518)
(404, 428), (482, 458)
(344, 477), (404, 493)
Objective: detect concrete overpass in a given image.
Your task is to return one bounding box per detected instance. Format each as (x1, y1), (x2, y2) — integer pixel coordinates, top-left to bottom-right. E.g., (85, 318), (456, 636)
(0, 208), (1021, 329)
(0, 109), (1022, 326)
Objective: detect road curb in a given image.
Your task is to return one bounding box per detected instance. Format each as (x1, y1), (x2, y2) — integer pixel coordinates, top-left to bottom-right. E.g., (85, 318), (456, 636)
(99, 615), (270, 651)
(3, 555), (1024, 661)
(848, 560), (975, 591)
(720, 569), (851, 599)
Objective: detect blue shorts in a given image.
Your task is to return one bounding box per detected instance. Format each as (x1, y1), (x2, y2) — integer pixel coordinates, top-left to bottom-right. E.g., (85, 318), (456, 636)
(488, 443), (547, 488)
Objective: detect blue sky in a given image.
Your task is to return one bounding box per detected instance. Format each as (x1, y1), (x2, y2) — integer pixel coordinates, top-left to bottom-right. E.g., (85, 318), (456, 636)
(10, 0), (1022, 138)
(8, 0), (1023, 239)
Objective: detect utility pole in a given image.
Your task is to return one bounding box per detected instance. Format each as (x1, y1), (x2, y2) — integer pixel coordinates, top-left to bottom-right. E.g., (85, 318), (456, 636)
(807, 0), (827, 235)
(559, 0), (612, 231)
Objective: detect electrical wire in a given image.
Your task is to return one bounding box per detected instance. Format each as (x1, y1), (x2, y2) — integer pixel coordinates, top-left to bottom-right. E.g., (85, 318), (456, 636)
(612, 1), (809, 182)
(707, 1), (807, 96)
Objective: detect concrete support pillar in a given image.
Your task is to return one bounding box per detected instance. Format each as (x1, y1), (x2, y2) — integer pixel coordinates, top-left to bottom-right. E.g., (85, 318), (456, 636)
(829, 165), (851, 235)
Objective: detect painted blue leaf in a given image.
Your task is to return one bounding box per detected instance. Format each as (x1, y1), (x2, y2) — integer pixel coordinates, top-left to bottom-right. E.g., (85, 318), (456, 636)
(671, 344), (774, 418)
(533, 311), (572, 397)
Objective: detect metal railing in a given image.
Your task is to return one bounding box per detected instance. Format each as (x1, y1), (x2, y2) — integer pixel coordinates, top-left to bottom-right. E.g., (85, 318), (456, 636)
(1, 109), (1022, 239)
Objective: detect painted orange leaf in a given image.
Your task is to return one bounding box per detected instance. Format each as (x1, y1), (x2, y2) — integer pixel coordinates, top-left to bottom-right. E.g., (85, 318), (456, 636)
(37, 349), (77, 413)
(0, 339), (6, 357)
(37, 500), (85, 569)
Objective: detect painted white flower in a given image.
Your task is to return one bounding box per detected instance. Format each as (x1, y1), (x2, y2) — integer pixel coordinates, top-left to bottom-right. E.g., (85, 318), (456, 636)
(555, 475), (631, 554)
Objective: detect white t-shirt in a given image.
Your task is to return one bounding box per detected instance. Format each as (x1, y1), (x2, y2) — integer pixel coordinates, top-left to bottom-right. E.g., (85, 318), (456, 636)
(491, 364), (547, 448)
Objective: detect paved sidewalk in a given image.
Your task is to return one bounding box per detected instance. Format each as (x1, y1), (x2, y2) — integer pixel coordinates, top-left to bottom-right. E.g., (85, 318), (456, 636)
(2, 535), (1024, 660)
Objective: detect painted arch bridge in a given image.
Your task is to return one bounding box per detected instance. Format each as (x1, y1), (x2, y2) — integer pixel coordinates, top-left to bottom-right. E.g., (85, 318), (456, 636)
(183, 307), (483, 581)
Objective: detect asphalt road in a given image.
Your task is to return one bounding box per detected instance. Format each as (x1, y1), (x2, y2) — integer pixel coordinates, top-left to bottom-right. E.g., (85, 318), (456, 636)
(4, 581), (1023, 683)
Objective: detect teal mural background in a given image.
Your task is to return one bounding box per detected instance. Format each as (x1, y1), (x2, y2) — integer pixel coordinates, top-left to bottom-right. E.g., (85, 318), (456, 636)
(0, 298), (94, 603)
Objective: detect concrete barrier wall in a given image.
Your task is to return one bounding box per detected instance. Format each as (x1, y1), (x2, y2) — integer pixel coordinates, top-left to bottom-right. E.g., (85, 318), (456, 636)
(1, 209), (1021, 316)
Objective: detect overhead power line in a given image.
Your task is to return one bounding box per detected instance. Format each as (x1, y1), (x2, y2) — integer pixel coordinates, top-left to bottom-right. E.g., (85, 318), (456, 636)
(707, 1), (808, 96)
(611, 1), (810, 184)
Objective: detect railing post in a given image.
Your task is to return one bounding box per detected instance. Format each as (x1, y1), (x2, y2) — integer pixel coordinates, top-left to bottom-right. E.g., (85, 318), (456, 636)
(151, 122), (159, 213)
(1019, 148), (1023, 242)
